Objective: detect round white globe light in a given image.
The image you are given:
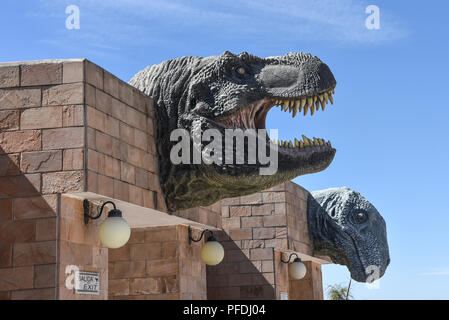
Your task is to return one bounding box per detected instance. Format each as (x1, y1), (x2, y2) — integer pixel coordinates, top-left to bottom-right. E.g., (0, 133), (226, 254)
(98, 216), (131, 249)
(289, 259), (307, 280)
(200, 240), (224, 266)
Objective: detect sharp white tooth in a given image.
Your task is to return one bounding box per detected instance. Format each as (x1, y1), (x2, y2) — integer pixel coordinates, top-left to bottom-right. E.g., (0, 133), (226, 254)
(313, 137), (319, 145)
(319, 94), (324, 102)
(288, 141), (293, 148)
(328, 94), (334, 104)
(324, 92), (329, 104)
(315, 100), (320, 111)
(288, 101), (293, 113)
(307, 97), (313, 108)
(292, 104), (298, 118)
(282, 101), (288, 111)
(303, 104), (308, 115)
(302, 135), (311, 146)
(320, 100), (326, 111)
(295, 138), (300, 148)
(295, 100), (301, 112)
(310, 105), (315, 115)
(301, 98), (306, 109)
(300, 141), (304, 148)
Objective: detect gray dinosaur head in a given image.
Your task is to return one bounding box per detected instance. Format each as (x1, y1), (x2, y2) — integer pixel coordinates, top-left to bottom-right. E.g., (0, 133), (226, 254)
(131, 51), (337, 211)
(308, 187), (390, 282)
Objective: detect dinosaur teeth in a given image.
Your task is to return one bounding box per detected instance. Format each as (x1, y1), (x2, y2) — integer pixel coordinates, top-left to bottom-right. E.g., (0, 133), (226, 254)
(273, 88), (334, 118)
(320, 99), (326, 111)
(307, 97), (313, 108)
(292, 103), (298, 118)
(272, 135), (331, 149)
(269, 87), (335, 149)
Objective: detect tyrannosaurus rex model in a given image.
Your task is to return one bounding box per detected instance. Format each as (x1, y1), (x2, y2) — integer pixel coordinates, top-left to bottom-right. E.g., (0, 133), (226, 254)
(130, 51), (337, 211)
(308, 187), (390, 282)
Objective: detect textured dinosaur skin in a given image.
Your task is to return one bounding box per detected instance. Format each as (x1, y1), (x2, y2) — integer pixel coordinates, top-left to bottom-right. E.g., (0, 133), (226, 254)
(130, 51), (337, 211)
(307, 187), (390, 282)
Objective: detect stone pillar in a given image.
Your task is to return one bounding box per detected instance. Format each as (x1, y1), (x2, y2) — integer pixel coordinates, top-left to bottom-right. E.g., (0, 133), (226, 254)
(57, 195), (109, 299)
(108, 224), (207, 300)
(288, 261), (323, 300)
(0, 59), (164, 299)
(206, 182), (329, 300)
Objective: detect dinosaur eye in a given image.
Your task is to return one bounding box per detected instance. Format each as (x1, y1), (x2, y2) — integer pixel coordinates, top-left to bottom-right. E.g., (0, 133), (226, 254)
(236, 67), (246, 75)
(356, 212), (367, 223)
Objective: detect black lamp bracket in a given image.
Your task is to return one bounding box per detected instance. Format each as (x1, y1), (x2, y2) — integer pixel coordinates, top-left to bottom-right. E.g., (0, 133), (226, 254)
(188, 226), (216, 245)
(281, 252), (301, 264)
(83, 200), (121, 225)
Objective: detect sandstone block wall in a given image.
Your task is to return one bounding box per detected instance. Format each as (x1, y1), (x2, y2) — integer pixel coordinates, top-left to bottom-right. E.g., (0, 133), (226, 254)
(0, 59), (165, 209)
(83, 61), (166, 212)
(289, 261), (323, 300)
(0, 59), (164, 299)
(108, 224), (207, 300)
(58, 195), (109, 299)
(174, 201), (222, 229)
(206, 181), (327, 300)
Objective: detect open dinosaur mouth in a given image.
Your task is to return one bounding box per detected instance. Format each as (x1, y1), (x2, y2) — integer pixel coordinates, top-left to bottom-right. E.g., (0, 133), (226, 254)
(215, 87), (336, 153)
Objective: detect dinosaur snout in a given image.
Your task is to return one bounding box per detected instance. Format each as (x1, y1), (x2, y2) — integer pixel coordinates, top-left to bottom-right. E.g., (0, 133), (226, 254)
(258, 57), (336, 97)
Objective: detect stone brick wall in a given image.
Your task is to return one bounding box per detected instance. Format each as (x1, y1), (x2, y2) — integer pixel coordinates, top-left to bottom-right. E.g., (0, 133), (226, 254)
(0, 58), (164, 209)
(0, 59), (164, 299)
(0, 61), (87, 299)
(0, 193), (58, 299)
(206, 181), (327, 300)
(174, 201), (222, 229)
(58, 195), (109, 299)
(289, 261), (323, 300)
(108, 224), (206, 300)
(83, 61), (166, 212)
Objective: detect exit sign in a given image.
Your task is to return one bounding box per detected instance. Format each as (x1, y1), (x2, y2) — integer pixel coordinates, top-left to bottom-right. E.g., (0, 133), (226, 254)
(75, 271), (100, 295)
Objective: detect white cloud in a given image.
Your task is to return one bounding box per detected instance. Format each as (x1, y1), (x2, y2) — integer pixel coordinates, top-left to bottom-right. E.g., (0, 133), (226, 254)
(420, 269), (449, 276)
(39, 0), (408, 47)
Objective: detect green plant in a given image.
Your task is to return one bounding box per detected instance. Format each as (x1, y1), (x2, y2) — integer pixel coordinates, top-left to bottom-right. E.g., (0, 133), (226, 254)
(326, 281), (354, 300)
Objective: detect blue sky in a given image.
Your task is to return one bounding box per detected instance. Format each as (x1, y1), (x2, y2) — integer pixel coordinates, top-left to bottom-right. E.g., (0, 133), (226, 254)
(2, 0), (448, 299)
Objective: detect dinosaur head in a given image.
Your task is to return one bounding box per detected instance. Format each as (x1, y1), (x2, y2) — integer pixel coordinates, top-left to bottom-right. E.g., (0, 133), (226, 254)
(130, 51), (337, 211)
(308, 187), (390, 282)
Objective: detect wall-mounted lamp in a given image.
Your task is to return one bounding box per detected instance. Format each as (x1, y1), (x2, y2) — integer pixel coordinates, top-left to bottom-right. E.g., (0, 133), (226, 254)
(84, 200), (131, 249)
(188, 226), (224, 266)
(281, 253), (307, 280)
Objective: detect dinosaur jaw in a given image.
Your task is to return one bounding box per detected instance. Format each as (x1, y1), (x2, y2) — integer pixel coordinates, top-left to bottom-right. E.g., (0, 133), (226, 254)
(214, 86), (336, 158)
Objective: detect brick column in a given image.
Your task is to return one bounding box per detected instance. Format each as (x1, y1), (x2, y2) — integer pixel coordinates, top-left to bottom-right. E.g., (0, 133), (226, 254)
(288, 261), (323, 300)
(207, 182), (329, 300)
(0, 59), (165, 299)
(108, 224), (207, 300)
